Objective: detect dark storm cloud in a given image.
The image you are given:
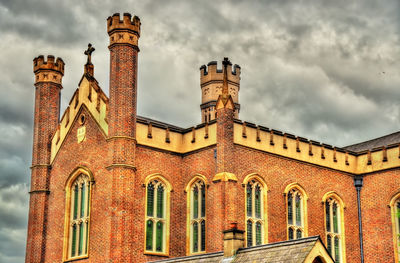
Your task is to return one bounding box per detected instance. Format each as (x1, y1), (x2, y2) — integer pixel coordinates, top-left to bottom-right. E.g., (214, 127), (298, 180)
(1, 0), (400, 262)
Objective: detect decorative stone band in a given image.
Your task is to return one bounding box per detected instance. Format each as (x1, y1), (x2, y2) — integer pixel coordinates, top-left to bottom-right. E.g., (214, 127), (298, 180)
(30, 164), (51, 169)
(34, 70), (63, 85)
(29, 189), (50, 194)
(105, 164), (137, 171)
(108, 30), (139, 49)
(106, 136), (137, 143)
(212, 172), (238, 182)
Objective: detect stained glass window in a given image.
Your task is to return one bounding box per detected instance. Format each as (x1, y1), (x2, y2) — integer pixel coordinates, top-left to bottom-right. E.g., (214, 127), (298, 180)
(190, 180), (206, 254)
(287, 188), (305, 240)
(145, 179), (167, 253)
(245, 179), (265, 247)
(393, 200), (400, 261)
(325, 197), (343, 263)
(68, 174), (91, 259)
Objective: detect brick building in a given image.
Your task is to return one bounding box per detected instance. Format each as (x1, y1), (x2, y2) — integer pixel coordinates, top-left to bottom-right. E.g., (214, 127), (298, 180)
(26, 12), (400, 263)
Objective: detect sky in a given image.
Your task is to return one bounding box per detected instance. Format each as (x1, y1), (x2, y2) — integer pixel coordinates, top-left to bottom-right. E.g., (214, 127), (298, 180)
(0, 0), (400, 262)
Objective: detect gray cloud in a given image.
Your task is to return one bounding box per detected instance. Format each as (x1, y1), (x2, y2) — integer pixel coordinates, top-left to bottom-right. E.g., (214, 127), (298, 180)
(1, 0), (400, 261)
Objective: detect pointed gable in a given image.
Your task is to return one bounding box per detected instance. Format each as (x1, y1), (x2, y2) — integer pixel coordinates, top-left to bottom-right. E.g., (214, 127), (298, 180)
(50, 74), (109, 163)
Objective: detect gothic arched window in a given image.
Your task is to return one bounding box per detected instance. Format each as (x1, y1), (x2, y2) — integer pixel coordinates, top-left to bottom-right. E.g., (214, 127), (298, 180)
(390, 193), (400, 262)
(145, 175), (171, 255)
(324, 195), (344, 263)
(189, 179), (206, 254)
(245, 179), (265, 247)
(285, 184), (308, 240)
(65, 171), (92, 260)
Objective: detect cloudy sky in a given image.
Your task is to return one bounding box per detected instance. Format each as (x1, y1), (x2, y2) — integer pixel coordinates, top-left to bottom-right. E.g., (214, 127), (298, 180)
(1, 0), (400, 261)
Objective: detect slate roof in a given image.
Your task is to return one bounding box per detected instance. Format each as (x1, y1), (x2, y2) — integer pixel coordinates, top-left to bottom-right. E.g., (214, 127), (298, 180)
(150, 236), (326, 263)
(343, 131), (400, 152)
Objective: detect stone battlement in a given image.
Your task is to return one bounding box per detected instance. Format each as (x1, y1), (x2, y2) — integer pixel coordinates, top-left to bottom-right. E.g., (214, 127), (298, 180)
(33, 55), (64, 75)
(234, 119), (400, 174)
(107, 13), (141, 35)
(200, 60), (241, 87)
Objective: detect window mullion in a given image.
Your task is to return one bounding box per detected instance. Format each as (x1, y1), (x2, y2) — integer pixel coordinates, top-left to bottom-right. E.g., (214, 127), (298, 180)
(77, 184), (82, 255)
(153, 185), (158, 252)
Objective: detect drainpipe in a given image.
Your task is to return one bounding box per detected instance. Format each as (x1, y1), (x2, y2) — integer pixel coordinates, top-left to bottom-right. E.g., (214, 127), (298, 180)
(354, 175), (364, 263)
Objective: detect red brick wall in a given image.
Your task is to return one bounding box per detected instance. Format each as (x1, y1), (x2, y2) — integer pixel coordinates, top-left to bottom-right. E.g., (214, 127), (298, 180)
(29, 85), (399, 263)
(35, 110), (400, 263)
(361, 169), (400, 263)
(232, 144), (361, 263)
(44, 106), (111, 262)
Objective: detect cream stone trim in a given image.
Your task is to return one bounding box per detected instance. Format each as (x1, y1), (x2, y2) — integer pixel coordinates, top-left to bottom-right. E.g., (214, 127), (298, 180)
(322, 192), (346, 263)
(109, 31), (139, 47)
(284, 183), (309, 239)
(234, 122), (400, 175)
(106, 136), (136, 142)
(62, 167), (94, 262)
(50, 77), (108, 163)
(30, 164), (51, 169)
(28, 189), (50, 194)
(184, 174), (209, 193)
(143, 174), (172, 256)
(322, 192), (346, 208)
(389, 191), (400, 263)
(105, 164), (136, 171)
(34, 70), (63, 85)
(185, 177), (207, 255)
(212, 172), (237, 182)
(136, 122), (217, 154)
(303, 239), (335, 263)
(243, 174), (268, 247)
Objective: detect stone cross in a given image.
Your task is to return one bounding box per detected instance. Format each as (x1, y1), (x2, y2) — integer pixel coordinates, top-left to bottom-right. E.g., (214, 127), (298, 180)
(84, 43), (95, 64)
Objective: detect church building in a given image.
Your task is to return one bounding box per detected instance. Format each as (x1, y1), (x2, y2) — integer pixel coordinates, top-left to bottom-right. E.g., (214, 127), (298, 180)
(26, 12), (400, 263)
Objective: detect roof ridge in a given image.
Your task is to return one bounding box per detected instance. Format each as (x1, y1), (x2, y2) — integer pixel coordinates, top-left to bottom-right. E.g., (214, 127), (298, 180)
(344, 130), (400, 149)
(149, 251), (223, 262)
(236, 235), (320, 253)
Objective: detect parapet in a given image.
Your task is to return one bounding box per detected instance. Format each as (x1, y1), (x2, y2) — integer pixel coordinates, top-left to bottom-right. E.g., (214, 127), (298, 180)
(33, 55), (64, 75)
(107, 13), (141, 36)
(200, 59), (241, 87)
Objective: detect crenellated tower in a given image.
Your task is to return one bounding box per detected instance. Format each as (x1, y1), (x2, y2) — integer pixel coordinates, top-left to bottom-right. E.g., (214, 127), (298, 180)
(199, 59), (240, 123)
(106, 12), (141, 262)
(26, 55), (64, 263)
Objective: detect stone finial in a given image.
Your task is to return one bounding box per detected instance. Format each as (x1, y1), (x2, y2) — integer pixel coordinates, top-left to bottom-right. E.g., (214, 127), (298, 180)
(222, 57), (231, 95)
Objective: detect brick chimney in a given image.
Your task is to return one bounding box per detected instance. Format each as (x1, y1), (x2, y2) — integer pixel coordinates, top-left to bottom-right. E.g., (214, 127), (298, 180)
(223, 222), (245, 258)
